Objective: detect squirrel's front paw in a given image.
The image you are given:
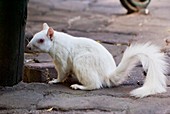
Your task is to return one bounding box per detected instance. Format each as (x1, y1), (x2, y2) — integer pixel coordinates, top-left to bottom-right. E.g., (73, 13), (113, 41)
(70, 84), (87, 90)
(48, 78), (60, 84)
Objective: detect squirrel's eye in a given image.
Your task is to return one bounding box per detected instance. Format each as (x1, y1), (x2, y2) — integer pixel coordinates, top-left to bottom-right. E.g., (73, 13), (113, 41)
(38, 39), (44, 43)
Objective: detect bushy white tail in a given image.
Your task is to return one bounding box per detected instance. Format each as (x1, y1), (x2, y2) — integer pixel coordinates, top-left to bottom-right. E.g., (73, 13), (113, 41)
(111, 43), (167, 98)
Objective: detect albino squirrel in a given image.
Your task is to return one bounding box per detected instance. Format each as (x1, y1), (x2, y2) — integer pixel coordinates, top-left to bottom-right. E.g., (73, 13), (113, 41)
(27, 23), (167, 98)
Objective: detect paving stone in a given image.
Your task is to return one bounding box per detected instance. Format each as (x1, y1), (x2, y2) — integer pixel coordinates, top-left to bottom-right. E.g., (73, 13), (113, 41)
(67, 30), (134, 45)
(91, 0), (120, 7)
(0, 109), (29, 114)
(36, 86), (170, 114)
(29, 0), (90, 12)
(128, 97), (170, 114)
(66, 14), (111, 32)
(87, 5), (125, 15)
(24, 62), (57, 83)
(149, 0), (170, 20)
(0, 89), (43, 109)
(37, 96), (132, 112)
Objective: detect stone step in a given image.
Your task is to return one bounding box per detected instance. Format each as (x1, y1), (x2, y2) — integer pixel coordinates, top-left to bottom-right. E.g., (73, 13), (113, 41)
(24, 62), (57, 83)
(24, 53), (56, 83)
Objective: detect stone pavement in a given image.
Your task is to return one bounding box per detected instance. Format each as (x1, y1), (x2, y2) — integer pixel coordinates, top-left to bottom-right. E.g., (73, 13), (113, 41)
(1, 0), (170, 113)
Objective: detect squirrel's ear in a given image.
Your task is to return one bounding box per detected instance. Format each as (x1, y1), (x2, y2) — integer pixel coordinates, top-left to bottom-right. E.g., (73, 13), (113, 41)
(43, 23), (49, 30)
(47, 27), (54, 40)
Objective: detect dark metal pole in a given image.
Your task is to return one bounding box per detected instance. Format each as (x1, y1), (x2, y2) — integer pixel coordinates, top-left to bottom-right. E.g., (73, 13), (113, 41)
(0, 0), (28, 86)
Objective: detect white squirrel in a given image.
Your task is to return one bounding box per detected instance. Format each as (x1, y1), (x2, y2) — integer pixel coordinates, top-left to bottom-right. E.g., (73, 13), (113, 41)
(27, 23), (167, 98)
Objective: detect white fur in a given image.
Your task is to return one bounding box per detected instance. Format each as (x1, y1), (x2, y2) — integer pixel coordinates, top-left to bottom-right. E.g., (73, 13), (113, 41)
(27, 23), (167, 98)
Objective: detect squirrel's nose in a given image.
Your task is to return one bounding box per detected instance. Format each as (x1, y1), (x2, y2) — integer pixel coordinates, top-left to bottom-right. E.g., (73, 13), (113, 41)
(26, 44), (32, 50)
(28, 47), (31, 50)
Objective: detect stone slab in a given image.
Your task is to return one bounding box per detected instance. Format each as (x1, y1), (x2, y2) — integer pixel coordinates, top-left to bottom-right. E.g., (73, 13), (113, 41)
(24, 62), (57, 83)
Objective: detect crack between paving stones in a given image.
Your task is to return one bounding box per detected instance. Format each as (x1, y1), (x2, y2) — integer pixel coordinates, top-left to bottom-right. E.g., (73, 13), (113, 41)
(53, 88), (170, 99)
(98, 40), (130, 46)
(0, 107), (9, 110)
(37, 106), (127, 113)
(52, 90), (130, 99)
(68, 28), (137, 36)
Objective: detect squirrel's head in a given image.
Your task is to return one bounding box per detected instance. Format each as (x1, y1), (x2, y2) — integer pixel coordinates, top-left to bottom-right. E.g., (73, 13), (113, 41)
(27, 23), (54, 53)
